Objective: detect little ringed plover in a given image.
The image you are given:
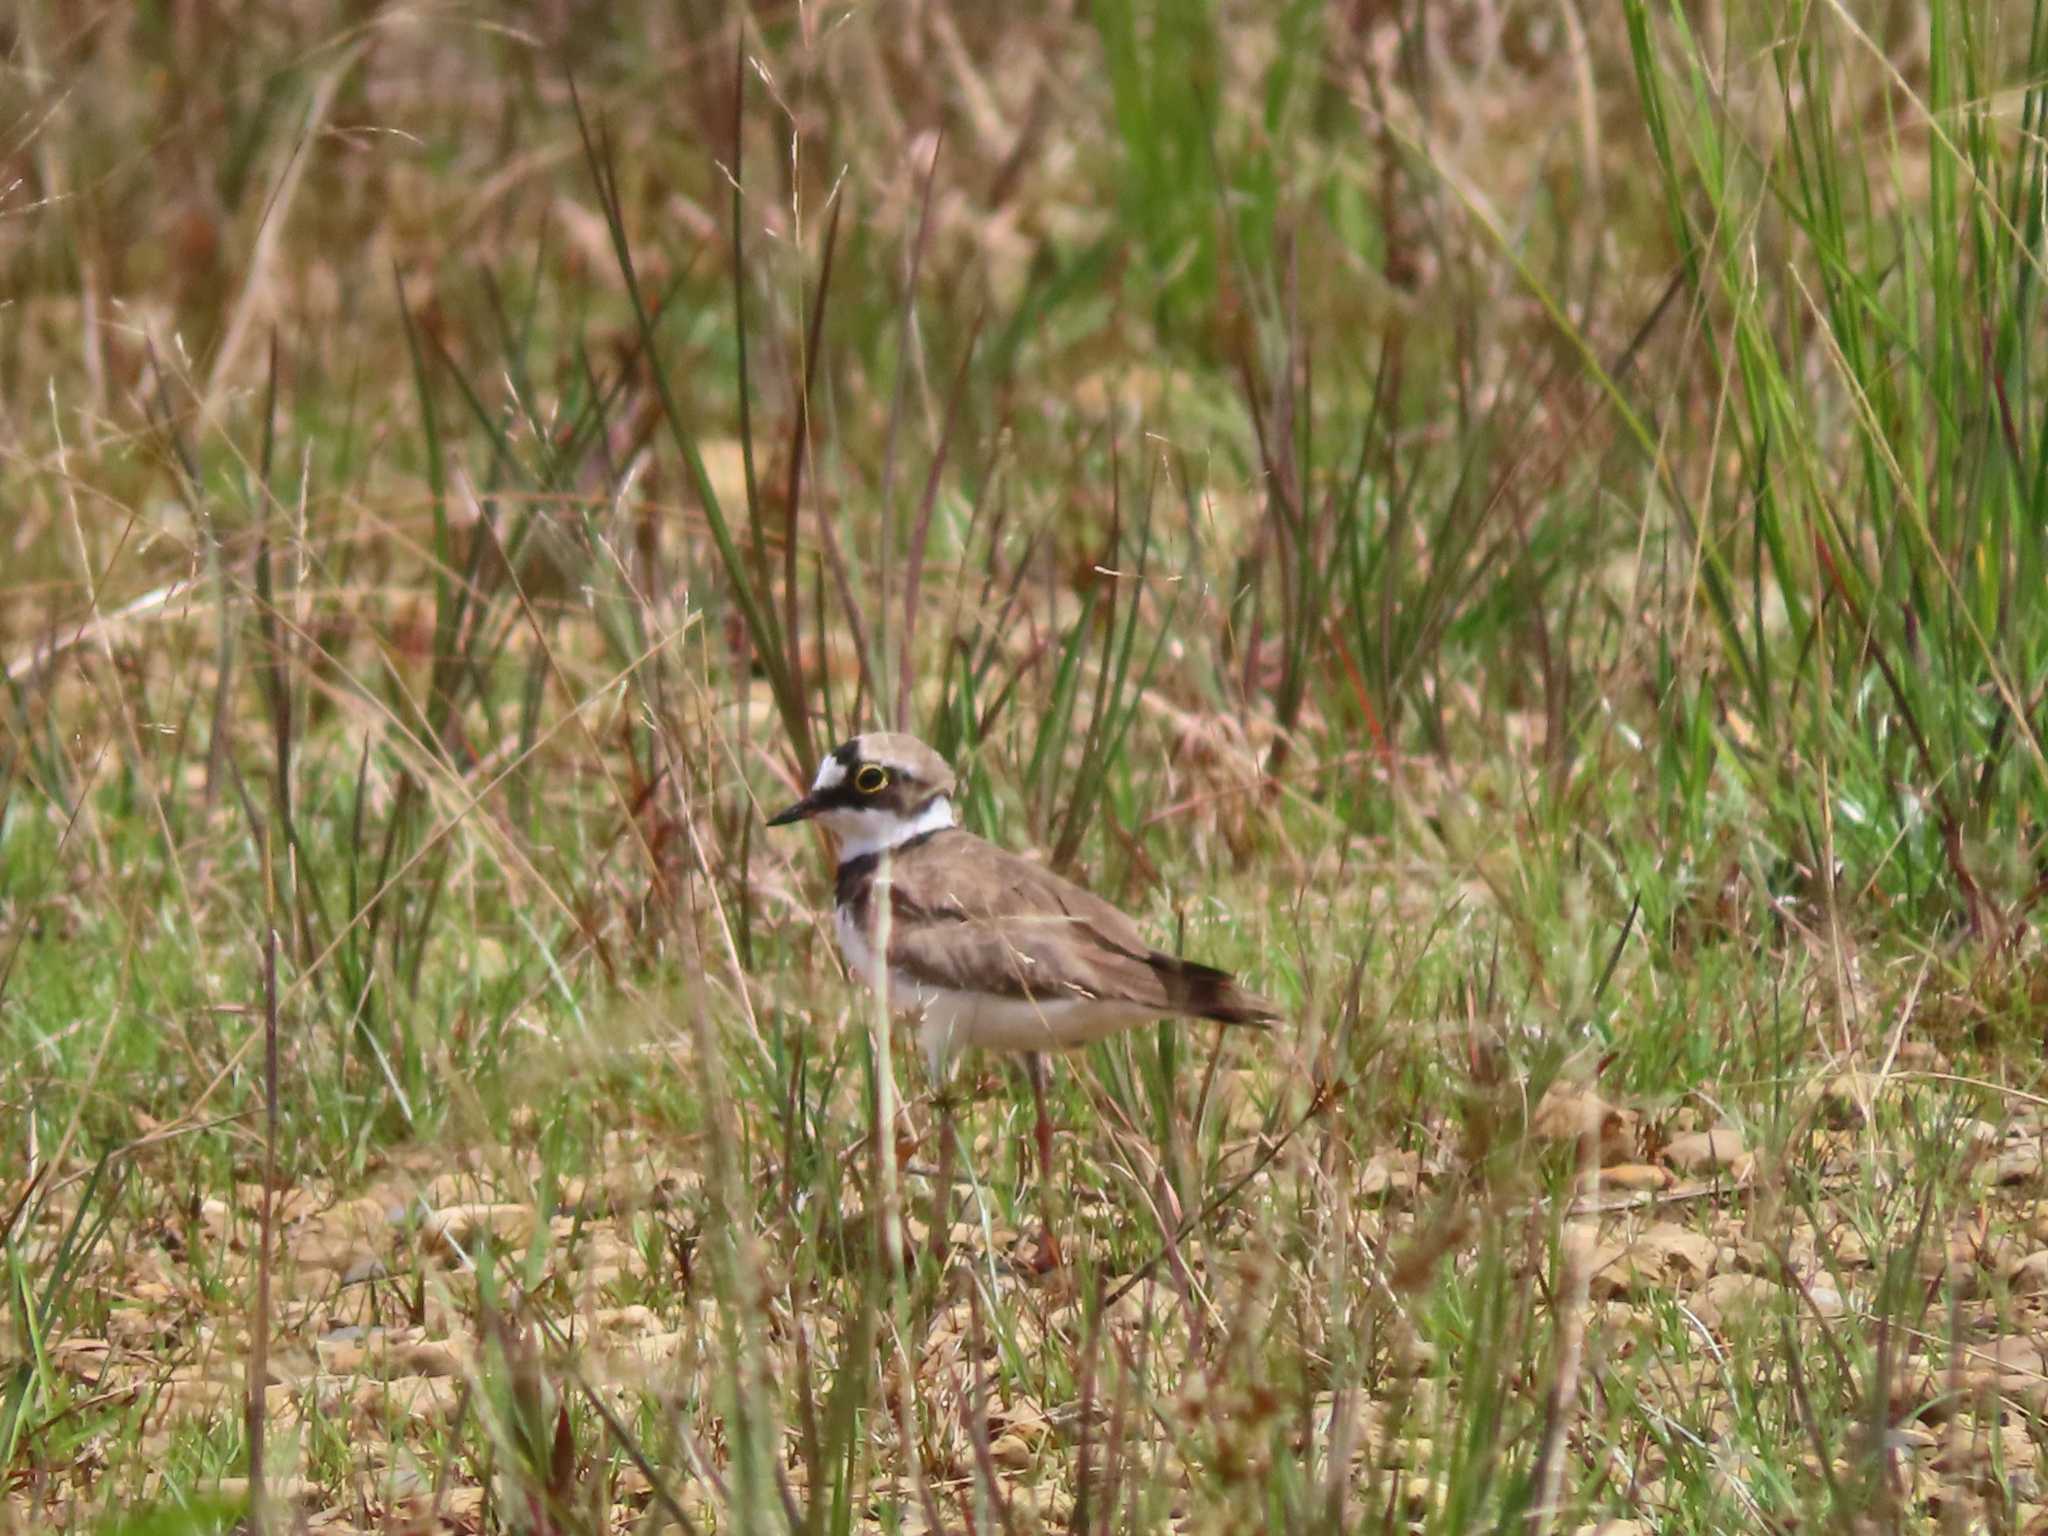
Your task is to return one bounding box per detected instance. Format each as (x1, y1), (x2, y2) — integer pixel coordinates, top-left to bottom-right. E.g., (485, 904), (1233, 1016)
(768, 732), (1279, 1171)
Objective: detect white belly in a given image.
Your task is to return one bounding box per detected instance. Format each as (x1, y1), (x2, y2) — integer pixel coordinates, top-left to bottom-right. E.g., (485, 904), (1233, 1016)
(832, 906), (1154, 1076)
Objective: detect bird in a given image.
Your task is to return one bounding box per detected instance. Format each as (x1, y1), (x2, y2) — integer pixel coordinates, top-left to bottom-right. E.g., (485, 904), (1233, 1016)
(767, 731), (1279, 1185)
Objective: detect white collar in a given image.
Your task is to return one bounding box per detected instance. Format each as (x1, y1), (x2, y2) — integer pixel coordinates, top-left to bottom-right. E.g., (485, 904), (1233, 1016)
(834, 795), (957, 862)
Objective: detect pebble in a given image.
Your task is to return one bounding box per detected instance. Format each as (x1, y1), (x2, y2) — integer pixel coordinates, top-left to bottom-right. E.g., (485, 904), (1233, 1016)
(989, 1432), (1035, 1470)
(1592, 1164), (1675, 1194)
(1586, 1225), (1721, 1302)
(2005, 1250), (2048, 1294)
(1802, 1283), (1846, 1318)
(1662, 1129), (1753, 1178)
(1998, 1146), (2045, 1186)
(1808, 1071), (1883, 1123)
(203, 1477), (324, 1511)
(367, 1373), (465, 1423)
(593, 1304), (663, 1336)
(1531, 1088), (1639, 1163)
(1360, 1149), (1423, 1198)
(1966, 1335), (2044, 1380)
(1696, 1271), (1781, 1328)
(419, 1202), (537, 1259)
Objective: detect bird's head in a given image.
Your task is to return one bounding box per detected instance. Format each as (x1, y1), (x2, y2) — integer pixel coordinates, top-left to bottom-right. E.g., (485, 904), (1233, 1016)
(767, 732), (958, 857)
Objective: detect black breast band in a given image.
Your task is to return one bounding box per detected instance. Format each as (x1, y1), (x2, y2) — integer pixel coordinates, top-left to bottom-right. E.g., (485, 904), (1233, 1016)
(832, 829), (946, 908)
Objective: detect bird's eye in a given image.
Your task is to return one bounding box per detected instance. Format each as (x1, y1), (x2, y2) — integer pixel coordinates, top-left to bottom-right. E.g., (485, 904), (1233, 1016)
(855, 765), (889, 794)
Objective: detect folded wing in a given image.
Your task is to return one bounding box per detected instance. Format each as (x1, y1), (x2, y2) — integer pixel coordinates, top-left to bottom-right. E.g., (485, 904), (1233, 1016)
(879, 833), (1281, 1025)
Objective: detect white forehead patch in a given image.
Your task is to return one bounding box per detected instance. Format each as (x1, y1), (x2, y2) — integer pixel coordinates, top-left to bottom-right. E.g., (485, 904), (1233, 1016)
(811, 756), (848, 793)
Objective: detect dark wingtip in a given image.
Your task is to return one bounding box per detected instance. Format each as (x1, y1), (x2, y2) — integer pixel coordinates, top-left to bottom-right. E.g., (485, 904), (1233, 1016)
(1151, 953), (1284, 1027)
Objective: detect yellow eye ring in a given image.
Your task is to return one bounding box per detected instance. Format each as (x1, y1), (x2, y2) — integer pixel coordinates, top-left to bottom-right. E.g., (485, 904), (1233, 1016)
(855, 764), (889, 794)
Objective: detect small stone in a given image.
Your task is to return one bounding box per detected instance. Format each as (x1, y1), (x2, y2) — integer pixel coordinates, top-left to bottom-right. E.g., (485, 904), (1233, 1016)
(594, 1305), (663, 1336)
(1384, 1435), (1434, 1469)
(368, 1373), (464, 1423)
(1532, 1088), (1638, 1164)
(992, 1403), (1054, 1447)
(234, 1182), (309, 1221)
(1592, 1164), (1675, 1194)
(1893, 1040), (1947, 1070)
(1889, 1362), (1948, 1418)
(419, 1172), (489, 1210)
(159, 1375), (237, 1417)
(1585, 1226), (1718, 1300)
(989, 1433), (1035, 1470)
(1998, 1146), (2045, 1186)
(205, 1477), (324, 1512)
(340, 1254), (388, 1285)
(1807, 1071), (1882, 1124)
(293, 1230), (378, 1275)
(1802, 1283), (1847, 1319)
(318, 1337), (369, 1375)
(419, 1203), (537, 1259)
(1006, 1483), (1072, 1528)
(606, 1331), (687, 1368)
(262, 1382), (303, 1427)
(323, 1196), (393, 1242)
(1966, 1335), (2044, 1381)
(440, 1486), (486, 1518)
(1933, 1423), (2041, 1481)
(296, 1197), (392, 1276)
(1398, 1475), (1440, 1516)
(1958, 1119), (2003, 1152)
(106, 1308), (157, 1347)
(1829, 1228), (1873, 1268)
(1388, 1330), (1438, 1376)
(1360, 1149), (1423, 1198)
(2005, 1250), (2048, 1294)
(1584, 1241), (1637, 1301)
(1722, 1237), (1773, 1274)
(1662, 1130), (1753, 1179)
(1634, 1226), (1719, 1286)
(1696, 1272), (1780, 1328)
(1922, 1257), (1988, 1301)
(395, 1338), (465, 1378)
(51, 1338), (111, 1379)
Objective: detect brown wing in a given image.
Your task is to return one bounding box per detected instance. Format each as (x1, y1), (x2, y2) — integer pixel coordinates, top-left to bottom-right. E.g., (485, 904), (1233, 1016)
(879, 832), (1279, 1023)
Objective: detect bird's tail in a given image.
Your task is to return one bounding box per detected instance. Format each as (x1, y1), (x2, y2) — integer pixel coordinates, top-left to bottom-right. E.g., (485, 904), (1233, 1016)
(1150, 953), (1283, 1027)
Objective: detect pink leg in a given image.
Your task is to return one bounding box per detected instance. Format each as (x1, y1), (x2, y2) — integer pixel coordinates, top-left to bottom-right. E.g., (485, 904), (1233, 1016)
(1025, 1053), (1064, 1272)
(1027, 1052), (1054, 1181)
